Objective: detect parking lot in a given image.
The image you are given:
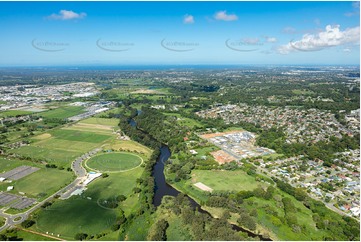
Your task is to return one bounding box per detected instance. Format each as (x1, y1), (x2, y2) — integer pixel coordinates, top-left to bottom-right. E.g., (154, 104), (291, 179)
(0, 192), (36, 209)
(0, 165), (40, 181)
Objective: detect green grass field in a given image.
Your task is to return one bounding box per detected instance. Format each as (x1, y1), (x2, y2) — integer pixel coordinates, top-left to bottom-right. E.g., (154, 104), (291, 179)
(15, 229), (55, 241)
(121, 212), (153, 241)
(35, 166), (144, 240)
(0, 157), (35, 172)
(82, 166), (144, 216)
(35, 197), (116, 239)
(33, 138), (101, 153)
(189, 170), (265, 192)
(166, 213), (193, 241)
(79, 117), (119, 127)
(12, 127), (114, 165)
(242, 192), (326, 240)
(50, 129), (112, 143)
(37, 106), (85, 119)
(86, 152), (142, 172)
(8, 168), (73, 199)
(0, 110), (33, 117)
(194, 146), (219, 158)
(163, 112), (204, 128)
(11, 146), (82, 164)
(104, 140), (153, 157)
(0, 217), (5, 227)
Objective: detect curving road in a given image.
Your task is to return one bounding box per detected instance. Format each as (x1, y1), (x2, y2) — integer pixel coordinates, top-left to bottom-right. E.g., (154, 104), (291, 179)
(0, 148), (101, 232)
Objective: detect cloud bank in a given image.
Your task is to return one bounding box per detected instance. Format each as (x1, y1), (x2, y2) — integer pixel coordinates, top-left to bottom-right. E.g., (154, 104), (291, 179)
(278, 25), (360, 54)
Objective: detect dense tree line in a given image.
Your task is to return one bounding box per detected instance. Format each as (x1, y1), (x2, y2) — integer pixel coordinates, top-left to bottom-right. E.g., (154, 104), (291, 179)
(147, 219), (169, 241)
(173, 194), (247, 241)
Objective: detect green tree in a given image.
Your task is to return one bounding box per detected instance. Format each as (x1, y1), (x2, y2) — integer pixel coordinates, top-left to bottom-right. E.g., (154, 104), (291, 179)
(74, 233), (88, 241)
(21, 219), (35, 228)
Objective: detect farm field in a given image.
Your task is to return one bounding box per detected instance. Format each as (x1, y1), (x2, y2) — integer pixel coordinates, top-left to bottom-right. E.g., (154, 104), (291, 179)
(189, 170), (264, 192)
(0, 110), (33, 117)
(86, 152), (142, 172)
(37, 106), (85, 119)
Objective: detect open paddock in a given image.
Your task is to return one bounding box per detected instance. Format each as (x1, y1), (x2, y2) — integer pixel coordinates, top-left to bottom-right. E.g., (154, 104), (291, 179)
(190, 170), (265, 192)
(37, 106), (85, 119)
(0, 110), (33, 117)
(79, 117), (119, 127)
(49, 129), (112, 143)
(11, 146), (82, 164)
(105, 140), (153, 157)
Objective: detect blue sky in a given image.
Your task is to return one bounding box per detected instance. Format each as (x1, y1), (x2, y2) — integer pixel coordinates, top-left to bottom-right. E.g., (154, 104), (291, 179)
(0, 1), (359, 66)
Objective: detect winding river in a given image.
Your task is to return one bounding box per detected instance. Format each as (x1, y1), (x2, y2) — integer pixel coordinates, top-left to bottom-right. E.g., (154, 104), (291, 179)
(130, 117), (271, 241)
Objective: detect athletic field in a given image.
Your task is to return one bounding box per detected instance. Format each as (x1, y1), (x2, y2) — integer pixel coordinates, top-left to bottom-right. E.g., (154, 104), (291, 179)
(86, 152), (142, 172)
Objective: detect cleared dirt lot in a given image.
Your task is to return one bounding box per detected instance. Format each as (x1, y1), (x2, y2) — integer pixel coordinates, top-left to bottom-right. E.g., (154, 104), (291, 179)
(193, 182), (213, 192)
(210, 150), (236, 164)
(200, 130), (243, 139)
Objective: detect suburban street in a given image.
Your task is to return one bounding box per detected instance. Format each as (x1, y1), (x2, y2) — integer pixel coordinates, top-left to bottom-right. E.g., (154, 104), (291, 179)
(199, 133), (358, 221)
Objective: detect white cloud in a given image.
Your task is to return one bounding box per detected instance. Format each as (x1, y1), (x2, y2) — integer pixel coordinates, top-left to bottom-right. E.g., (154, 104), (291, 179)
(343, 48), (352, 53)
(183, 14), (194, 24)
(47, 10), (86, 20)
(277, 25), (360, 54)
(214, 11), (238, 21)
(265, 37), (277, 43)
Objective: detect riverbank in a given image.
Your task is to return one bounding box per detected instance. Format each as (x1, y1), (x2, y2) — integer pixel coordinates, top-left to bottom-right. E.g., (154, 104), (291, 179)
(165, 178), (274, 241)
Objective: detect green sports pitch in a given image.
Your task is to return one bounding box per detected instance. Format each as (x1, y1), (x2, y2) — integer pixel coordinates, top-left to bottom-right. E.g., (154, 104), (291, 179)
(86, 152), (142, 172)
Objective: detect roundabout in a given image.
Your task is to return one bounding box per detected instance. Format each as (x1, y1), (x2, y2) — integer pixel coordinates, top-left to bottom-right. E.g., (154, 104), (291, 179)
(85, 152), (143, 173)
